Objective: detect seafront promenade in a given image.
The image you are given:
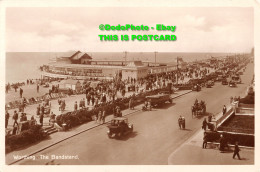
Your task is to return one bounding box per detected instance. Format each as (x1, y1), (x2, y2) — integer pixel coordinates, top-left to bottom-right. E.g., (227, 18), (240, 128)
(9, 60), (254, 165)
(5, 72), (196, 130)
(5, 54), (253, 165)
(6, 89), (192, 165)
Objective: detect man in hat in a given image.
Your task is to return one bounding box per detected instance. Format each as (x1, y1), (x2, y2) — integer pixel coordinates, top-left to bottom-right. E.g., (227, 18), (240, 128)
(223, 105), (227, 115)
(13, 110), (19, 127)
(178, 116), (183, 129)
(74, 101), (78, 111)
(37, 104), (41, 115)
(202, 118), (207, 131)
(128, 98), (132, 110)
(5, 111), (10, 128)
(39, 113), (44, 126)
(233, 141), (241, 160)
(202, 132), (208, 149)
(182, 116), (186, 129)
(219, 134), (225, 152)
(20, 88), (23, 98)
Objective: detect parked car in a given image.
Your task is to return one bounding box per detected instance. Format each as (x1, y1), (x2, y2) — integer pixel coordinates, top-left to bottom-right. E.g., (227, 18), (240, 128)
(231, 75), (242, 84)
(192, 84), (201, 92)
(229, 81), (237, 87)
(107, 117), (133, 139)
(206, 80), (214, 88)
(222, 79), (228, 85)
(216, 75), (223, 82)
(146, 93), (172, 107)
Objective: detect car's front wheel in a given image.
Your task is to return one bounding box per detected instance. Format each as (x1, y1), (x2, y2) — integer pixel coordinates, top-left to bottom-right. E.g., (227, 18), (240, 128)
(116, 132), (122, 139)
(107, 133), (113, 139)
(131, 125), (134, 132)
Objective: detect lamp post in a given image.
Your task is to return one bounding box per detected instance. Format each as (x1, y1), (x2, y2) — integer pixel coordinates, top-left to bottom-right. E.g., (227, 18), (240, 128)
(124, 51), (127, 66)
(154, 51), (157, 66)
(177, 57), (179, 84)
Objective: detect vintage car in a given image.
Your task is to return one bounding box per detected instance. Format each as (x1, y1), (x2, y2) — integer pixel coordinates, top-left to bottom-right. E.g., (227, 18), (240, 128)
(229, 81), (237, 87)
(192, 84), (201, 92)
(206, 80), (214, 88)
(222, 78), (228, 85)
(231, 75), (242, 84)
(216, 75), (224, 82)
(188, 78), (206, 86)
(146, 93), (172, 107)
(107, 117), (133, 139)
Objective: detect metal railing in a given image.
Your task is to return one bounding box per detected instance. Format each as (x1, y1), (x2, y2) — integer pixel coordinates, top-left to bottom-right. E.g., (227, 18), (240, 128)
(216, 108), (234, 127)
(217, 126), (254, 135)
(236, 108), (254, 114)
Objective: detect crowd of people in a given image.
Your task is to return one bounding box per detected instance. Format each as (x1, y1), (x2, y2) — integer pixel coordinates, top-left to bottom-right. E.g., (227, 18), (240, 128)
(5, 59), (222, 132)
(6, 55), (250, 136)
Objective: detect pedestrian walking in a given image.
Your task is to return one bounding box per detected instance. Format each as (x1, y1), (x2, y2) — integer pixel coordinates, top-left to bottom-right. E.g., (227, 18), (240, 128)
(129, 98), (133, 110)
(97, 111), (102, 123)
(191, 105), (195, 118)
(82, 98), (86, 108)
(121, 89), (125, 98)
(101, 93), (106, 103)
(5, 111), (10, 128)
(223, 105), (227, 115)
(87, 94), (91, 105)
(182, 116), (185, 129)
(20, 88), (23, 98)
(49, 112), (56, 126)
(101, 110), (106, 124)
(39, 113), (44, 126)
(95, 97), (99, 107)
(74, 101), (78, 111)
(202, 132), (208, 148)
(233, 141), (241, 160)
(13, 110), (19, 127)
(219, 134), (226, 152)
(79, 99), (83, 109)
(41, 104), (45, 115)
(91, 95), (95, 106)
(202, 118), (207, 131)
(178, 116), (183, 129)
(37, 84), (39, 93)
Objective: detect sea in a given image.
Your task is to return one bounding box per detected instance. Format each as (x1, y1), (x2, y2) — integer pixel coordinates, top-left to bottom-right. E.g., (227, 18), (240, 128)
(5, 52), (234, 84)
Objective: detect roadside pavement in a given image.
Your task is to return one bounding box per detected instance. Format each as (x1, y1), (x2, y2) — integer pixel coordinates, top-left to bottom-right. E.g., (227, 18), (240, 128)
(6, 89), (192, 165)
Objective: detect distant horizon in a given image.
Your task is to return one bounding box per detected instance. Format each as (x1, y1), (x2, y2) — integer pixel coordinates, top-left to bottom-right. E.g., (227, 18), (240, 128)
(5, 51), (250, 53)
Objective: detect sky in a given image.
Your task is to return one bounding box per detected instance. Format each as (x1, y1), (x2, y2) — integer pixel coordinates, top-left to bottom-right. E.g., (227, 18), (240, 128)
(5, 7), (254, 52)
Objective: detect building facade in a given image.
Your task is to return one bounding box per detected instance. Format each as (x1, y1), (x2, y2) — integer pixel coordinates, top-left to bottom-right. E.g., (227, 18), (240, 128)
(42, 51), (177, 80)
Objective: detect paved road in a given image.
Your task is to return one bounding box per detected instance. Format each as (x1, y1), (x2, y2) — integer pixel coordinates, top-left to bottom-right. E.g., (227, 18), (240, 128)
(17, 63), (254, 165)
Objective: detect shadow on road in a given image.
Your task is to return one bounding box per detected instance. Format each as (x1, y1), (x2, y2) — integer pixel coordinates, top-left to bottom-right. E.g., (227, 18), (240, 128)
(12, 135), (51, 153)
(193, 113), (208, 120)
(220, 149), (234, 153)
(182, 128), (192, 131)
(119, 131), (138, 141)
(157, 102), (176, 109)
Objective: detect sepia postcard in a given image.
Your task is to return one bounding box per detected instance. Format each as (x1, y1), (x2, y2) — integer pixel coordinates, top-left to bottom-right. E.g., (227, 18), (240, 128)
(0, 0), (259, 172)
